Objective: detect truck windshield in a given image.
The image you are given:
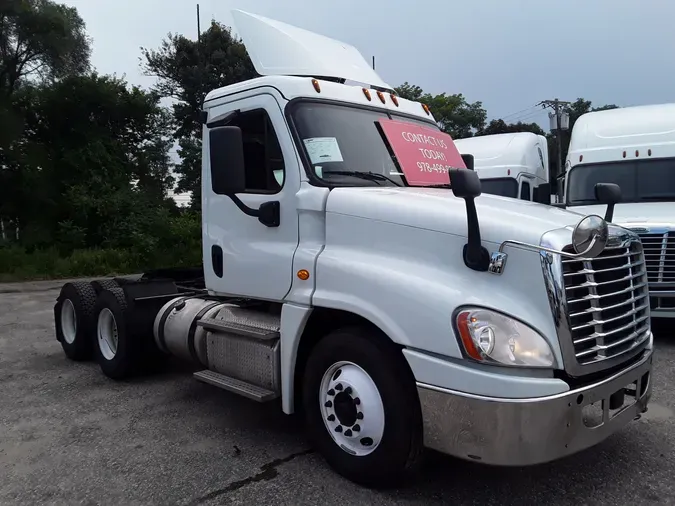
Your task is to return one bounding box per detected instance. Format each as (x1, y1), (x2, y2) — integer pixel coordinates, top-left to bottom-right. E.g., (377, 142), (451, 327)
(479, 177), (518, 198)
(290, 101), (441, 187)
(567, 157), (675, 205)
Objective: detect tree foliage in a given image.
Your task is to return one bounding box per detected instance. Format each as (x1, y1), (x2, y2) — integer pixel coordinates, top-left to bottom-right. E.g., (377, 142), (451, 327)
(395, 82), (487, 139)
(0, 0), (90, 96)
(141, 21), (257, 203)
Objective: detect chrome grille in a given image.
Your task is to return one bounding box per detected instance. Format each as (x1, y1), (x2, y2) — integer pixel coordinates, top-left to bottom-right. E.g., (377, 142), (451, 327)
(633, 231), (675, 284)
(561, 239), (651, 366)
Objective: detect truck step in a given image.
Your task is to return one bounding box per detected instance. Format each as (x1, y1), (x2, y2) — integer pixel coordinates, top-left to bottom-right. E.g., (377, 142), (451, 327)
(197, 306), (280, 341)
(193, 370), (278, 402)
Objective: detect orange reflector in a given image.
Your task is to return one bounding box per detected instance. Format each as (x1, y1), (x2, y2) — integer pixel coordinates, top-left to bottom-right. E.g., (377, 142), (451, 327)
(456, 312), (482, 361)
(376, 90), (386, 104)
(390, 94), (399, 106)
(311, 79), (321, 93)
(297, 269), (310, 281)
(422, 103), (431, 115)
(362, 88), (372, 101)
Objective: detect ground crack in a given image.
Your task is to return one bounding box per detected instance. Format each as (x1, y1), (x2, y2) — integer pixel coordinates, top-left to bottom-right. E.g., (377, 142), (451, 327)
(185, 448), (314, 505)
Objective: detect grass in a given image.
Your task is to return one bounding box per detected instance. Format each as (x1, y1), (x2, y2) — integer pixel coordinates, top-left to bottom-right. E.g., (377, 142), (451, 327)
(0, 245), (202, 283)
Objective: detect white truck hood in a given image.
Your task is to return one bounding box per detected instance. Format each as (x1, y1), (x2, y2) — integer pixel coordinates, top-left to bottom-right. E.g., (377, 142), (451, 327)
(326, 187), (589, 246)
(568, 202), (674, 227)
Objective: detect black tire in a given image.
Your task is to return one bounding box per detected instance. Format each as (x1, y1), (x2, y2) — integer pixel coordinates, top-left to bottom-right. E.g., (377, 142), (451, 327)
(54, 281), (97, 361)
(302, 326), (424, 488)
(91, 278), (119, 294)
(93, 287), (139, 380)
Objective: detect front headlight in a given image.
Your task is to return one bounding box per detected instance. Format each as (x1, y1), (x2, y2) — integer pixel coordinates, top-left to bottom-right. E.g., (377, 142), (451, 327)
(455, 308), (555, 367)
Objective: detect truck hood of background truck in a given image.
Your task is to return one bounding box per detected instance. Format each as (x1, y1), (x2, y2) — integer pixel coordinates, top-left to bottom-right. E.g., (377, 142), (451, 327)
(326, 187), (589, 246)
(568, 202), (674, 227)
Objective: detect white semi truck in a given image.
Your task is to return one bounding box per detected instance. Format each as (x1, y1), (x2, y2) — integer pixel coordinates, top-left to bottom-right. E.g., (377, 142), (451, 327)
(52, 11), (653, 487)
(453, 132), (551, 203)
(562, 103), (675, 319)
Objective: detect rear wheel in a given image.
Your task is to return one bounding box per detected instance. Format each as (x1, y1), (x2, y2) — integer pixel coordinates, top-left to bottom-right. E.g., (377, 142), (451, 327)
(94, 288), (139, 379)
(302, 326), (424, 488)
(55, 281), (97, 361)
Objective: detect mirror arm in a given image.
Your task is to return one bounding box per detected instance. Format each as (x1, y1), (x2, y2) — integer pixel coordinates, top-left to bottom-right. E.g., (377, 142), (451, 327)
(462, 196), (491, 271)
(229, 196), (280, 228)
(604, 203), (615, 223)
(497, 236), (599, 258)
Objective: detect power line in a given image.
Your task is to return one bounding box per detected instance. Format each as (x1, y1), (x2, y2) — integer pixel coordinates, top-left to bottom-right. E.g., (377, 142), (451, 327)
(500, 103), (541, 121)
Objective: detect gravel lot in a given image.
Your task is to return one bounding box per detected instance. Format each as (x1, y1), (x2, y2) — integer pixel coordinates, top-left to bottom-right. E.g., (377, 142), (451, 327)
(1, 280), (674, 505)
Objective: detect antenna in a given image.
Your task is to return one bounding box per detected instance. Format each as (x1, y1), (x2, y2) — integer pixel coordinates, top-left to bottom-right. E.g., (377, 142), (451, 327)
(372, 56), (375, 70)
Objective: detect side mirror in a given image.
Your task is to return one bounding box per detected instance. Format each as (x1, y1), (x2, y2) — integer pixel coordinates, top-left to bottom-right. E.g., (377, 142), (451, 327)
(594, 183), (621, 222)
(533, 183), (551, 204)
(210, 126), (246, 195)
(461, 153), (475, 171)
(449, 168), (489, 271)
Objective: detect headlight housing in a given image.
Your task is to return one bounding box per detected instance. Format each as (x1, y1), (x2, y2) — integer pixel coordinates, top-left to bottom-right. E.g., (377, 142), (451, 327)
(455, 308), (555, 368)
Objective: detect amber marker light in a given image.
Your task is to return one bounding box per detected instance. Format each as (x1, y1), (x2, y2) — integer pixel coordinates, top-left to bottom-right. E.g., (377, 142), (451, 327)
(297, 269), (310, 281)
(456, 312), (483, 361)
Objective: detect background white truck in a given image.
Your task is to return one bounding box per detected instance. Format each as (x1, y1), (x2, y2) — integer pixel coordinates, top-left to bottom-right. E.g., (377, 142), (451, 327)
(453, 132), (551, 203)
(52, 10), (653, 487)
(562, 103), (675, 318)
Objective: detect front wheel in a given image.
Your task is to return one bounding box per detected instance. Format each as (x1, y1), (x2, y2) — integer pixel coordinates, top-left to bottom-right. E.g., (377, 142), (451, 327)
(302, 326), (424, 488)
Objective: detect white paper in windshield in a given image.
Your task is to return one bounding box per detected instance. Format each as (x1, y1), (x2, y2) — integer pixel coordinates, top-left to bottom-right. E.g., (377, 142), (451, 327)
(303, 137), (344, 164)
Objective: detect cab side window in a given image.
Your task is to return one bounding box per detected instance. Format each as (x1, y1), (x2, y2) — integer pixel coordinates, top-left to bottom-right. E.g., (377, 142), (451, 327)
(520, 181), (531, 201)
(229, 109), (285, 193)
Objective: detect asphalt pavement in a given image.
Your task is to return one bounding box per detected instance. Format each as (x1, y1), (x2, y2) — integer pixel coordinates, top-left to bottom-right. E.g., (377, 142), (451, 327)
(1, 281), (674, 505)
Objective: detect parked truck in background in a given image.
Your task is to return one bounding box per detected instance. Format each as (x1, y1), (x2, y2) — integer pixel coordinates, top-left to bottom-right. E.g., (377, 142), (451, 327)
(453, 132), (551, 203)
(52, 10), (653, 487)
(563, 103), (675, 319)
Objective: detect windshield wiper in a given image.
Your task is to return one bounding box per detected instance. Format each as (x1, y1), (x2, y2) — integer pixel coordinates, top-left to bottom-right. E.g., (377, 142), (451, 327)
(641, 194), (675, 201)
(325, 171), (402, 186)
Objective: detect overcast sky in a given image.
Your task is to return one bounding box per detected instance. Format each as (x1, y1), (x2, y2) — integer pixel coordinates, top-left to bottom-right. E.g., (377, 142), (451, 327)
(63, 0), (675, 129)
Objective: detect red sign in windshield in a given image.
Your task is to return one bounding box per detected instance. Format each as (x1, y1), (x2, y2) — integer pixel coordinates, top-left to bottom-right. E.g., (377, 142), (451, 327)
(378, 119), (466, 186)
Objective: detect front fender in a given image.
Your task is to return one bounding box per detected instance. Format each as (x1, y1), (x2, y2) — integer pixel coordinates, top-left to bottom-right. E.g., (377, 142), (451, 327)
(313, 214), (563, 366)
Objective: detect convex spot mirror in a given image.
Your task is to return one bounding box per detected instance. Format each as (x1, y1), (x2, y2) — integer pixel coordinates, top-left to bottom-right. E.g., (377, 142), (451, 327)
(572, 214), (609, 258)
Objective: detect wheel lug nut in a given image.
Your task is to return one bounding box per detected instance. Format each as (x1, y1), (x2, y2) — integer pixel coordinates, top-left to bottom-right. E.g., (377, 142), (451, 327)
(353, 397), (360, 405)
(327, 414), (335, 422)
(344, 386), (352, 395)
(335, 425), (343, 433)
(327, 389), (335, 396)
(352, 424), (360, 432)
(335, 383), (343, 391)
(324, 400), (332, 408)
(356, 412), (364, 420)
(344, 429), (353, 437)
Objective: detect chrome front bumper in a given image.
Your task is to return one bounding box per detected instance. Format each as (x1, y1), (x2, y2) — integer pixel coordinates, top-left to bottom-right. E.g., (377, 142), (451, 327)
(417, 348), (653, 466)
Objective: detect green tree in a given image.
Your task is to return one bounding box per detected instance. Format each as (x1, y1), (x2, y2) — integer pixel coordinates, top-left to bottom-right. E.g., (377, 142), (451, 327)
(1, 73), (175, 250)
(141, 21), (257, 206)
(0, 0), (90, 96)
(395, 82), (487, 138)
(476, 118), (546, 137)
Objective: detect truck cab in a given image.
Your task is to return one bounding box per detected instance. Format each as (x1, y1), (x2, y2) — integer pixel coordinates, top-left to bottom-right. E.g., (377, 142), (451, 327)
(453, 132), (551, 203)
(564, 103), (675, 318)
(52, 10), (653, 488)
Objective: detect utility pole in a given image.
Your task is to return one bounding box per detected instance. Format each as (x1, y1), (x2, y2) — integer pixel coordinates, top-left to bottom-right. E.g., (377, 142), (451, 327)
(197, 4), (201, 43)
(540, 98), (570, 188)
